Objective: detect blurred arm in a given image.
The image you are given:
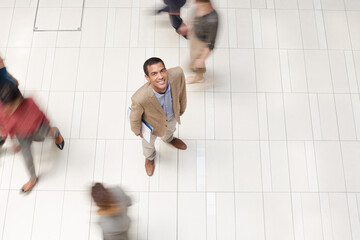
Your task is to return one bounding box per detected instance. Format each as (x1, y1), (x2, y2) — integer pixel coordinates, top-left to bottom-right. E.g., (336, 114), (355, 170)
(0, 57), (4, 69)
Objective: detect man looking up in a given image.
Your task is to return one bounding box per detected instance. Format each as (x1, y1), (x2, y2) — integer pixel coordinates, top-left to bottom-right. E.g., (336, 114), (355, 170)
(130, 57), (187, 176)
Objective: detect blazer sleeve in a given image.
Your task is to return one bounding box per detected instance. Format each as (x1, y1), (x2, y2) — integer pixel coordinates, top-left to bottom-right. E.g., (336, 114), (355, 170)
(179, 69), (187, 114)
(130, 100), (144, 135)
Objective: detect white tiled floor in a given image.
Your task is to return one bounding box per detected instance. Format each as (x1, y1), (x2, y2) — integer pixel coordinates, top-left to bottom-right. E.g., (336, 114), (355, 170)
(1, 0), (360, 239)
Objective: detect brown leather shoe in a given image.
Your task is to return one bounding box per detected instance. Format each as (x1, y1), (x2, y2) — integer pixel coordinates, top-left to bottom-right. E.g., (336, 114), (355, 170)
(169, 137), (187, 150)
(145, 158), (155, 176)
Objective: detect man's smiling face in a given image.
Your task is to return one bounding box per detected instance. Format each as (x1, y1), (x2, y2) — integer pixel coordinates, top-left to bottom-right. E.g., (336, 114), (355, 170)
(145, 62), (168, 94)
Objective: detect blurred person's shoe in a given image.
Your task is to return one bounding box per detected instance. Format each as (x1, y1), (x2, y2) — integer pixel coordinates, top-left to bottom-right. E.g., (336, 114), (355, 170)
(21, 177), (37, 193)
(169, 137), (187, 150)
(186, 76), (204, 84)
(55, 130), (64, 150)
(145, 158), (155, 176)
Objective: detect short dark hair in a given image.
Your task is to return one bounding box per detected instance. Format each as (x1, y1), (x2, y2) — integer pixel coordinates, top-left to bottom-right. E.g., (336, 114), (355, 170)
(0, 81), (22, 105)
(91, 182), (112, 210)
(143, 57), (165, 76)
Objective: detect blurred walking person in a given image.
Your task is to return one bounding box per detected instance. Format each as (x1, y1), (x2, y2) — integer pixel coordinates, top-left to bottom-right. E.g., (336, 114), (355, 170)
(0, 56), (19, 149)
(0, 81), (64, 192)
(91, 183), (132, 240)
(187, 0), (218, 84)
(157, 0), (189, 38)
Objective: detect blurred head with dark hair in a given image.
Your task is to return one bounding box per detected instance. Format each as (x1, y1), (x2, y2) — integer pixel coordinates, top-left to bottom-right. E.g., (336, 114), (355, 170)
(0, 81), (23, 116)
(91, 182), (112, 210)
(0, 81), (22, 104)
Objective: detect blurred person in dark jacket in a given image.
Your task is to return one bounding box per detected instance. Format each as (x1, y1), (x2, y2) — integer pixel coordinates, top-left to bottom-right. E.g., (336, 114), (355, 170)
(0, 81), (64, 192)
(91, 183), (132, 240)
(0, 56), (19, 86)
(157, 0), (189, 38)
(187, 0), (218, 84)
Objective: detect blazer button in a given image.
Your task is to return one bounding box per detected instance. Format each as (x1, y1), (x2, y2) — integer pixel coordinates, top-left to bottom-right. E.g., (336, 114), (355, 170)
(165, 125), (168, 127)
(166, 119), (168, 121)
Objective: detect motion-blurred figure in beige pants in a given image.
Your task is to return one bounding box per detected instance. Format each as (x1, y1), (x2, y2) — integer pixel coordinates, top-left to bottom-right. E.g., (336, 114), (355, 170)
(187, 0), (219, 84)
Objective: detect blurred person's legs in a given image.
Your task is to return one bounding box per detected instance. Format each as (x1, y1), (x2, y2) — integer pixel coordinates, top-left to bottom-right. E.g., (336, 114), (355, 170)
(18, 122), (64, 192)
(187, 31), (207, 84)
(169, 15), (188, 38)
(158, 0), (186, 14)
(157, 0), (188, 37)
(32, 123), (64, 149)
(157, 5), (170, 14)
(18, 137), (37, 192)
(49, 126), (65, 149)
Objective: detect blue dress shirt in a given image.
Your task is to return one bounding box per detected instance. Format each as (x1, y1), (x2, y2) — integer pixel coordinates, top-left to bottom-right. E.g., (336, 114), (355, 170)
(153, 83), (174, 121)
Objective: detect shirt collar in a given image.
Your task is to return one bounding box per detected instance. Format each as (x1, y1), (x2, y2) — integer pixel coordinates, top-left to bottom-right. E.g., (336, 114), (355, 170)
(153, 83), (171, 97)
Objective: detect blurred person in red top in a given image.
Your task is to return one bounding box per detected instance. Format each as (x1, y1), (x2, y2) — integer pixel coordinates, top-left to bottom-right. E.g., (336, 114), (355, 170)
(0, 81), (65, 193)
(0, 56), (19, 149)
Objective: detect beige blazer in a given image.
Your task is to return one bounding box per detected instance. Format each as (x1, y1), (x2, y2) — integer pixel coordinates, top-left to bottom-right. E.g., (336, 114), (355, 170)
(130, 67), (187, 137)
